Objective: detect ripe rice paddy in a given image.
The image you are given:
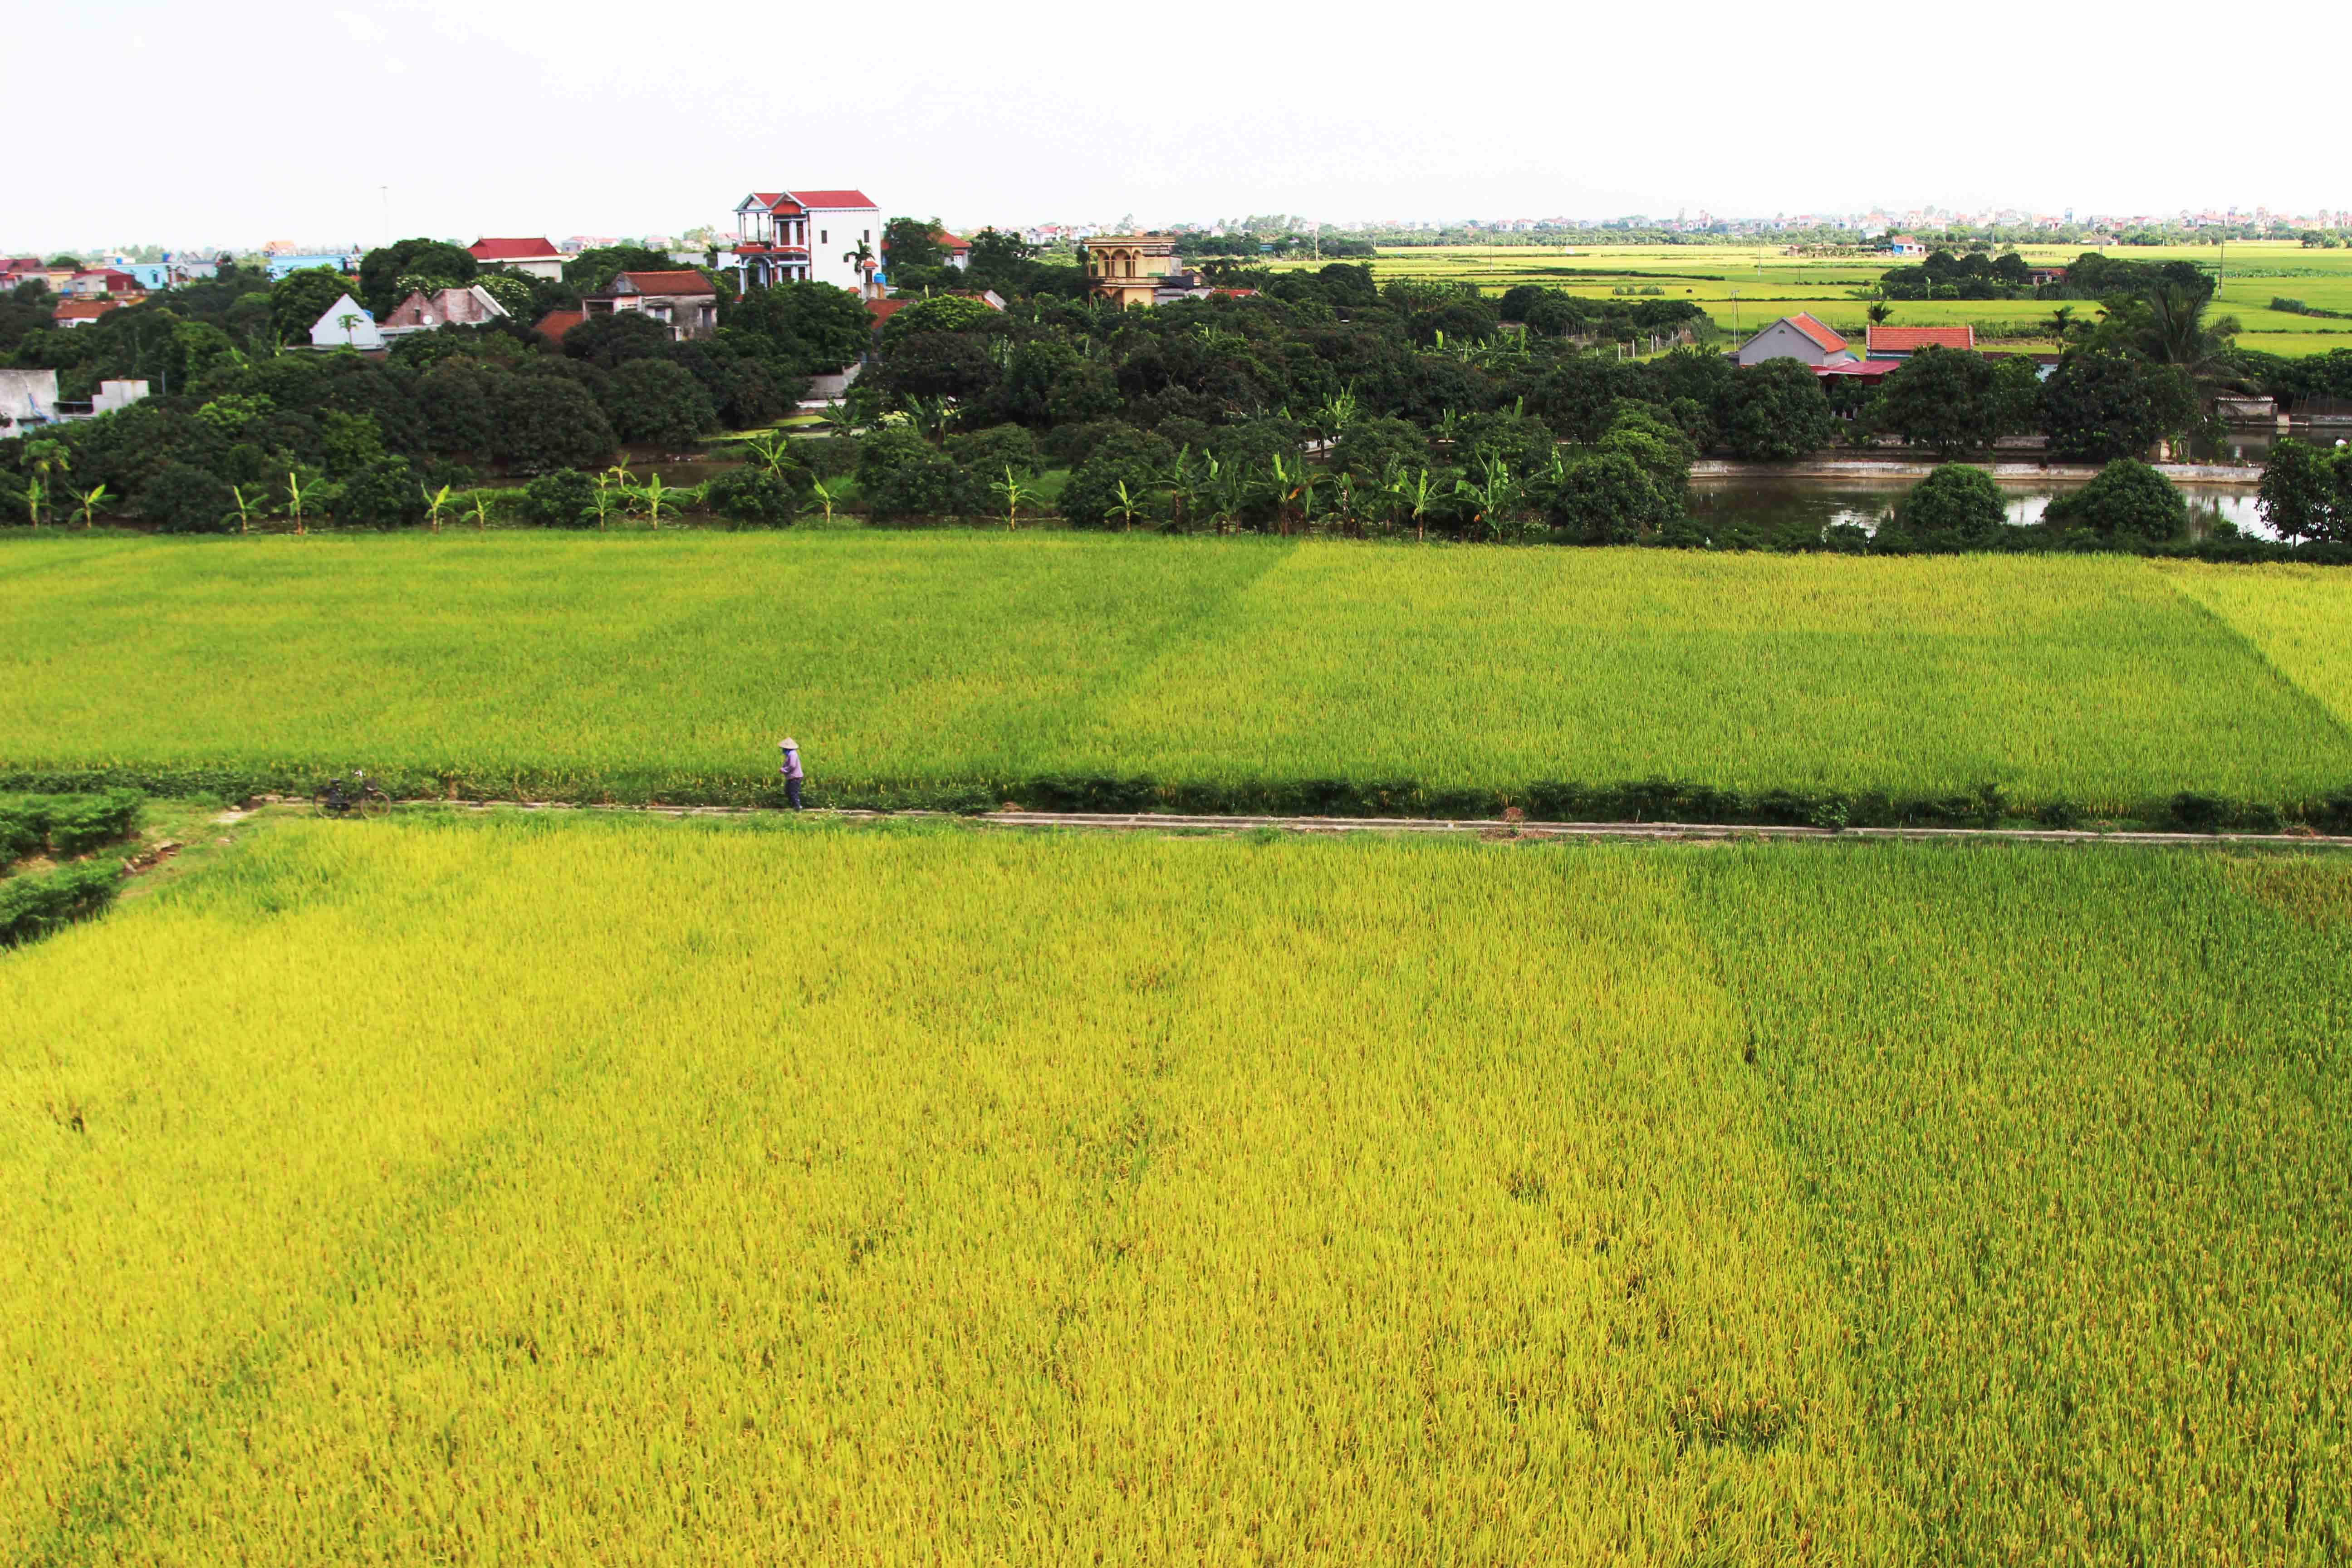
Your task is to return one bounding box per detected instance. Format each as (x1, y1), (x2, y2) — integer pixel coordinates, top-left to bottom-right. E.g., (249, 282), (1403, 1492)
(4, 813), (2347, 1562)
(2, 534), (2349, 820)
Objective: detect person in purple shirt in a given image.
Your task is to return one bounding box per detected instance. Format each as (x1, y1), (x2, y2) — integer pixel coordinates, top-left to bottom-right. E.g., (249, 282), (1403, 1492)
(778, 737), (804, 810)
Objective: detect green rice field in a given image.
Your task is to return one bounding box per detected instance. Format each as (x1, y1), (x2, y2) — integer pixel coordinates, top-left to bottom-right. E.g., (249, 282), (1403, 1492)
(1318, 241), (2352, 356)
(4, 814), (2347, 1562)
(2, 534), (2348, 819)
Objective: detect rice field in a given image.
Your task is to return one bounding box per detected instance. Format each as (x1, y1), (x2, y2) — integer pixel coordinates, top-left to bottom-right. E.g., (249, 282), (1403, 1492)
(3, 813), (2347, 1562)
(3, 534), (2348, 818)
(1326, 240), (2352, 355)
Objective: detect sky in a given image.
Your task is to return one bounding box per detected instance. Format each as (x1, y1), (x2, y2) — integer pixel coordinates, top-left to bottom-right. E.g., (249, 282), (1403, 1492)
(9, 0), (2347, 252)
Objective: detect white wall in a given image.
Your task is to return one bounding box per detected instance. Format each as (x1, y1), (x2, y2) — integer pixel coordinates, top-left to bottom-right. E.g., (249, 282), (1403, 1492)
(309, 294), (383, 350)
(803, 206), (881, 294)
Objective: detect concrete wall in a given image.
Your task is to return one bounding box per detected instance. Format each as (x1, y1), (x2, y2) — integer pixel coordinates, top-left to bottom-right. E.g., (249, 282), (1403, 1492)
(0, 368), (60, 434)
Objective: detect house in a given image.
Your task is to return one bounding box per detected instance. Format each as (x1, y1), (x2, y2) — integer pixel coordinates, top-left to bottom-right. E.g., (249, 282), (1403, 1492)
(467, 237), (565, 280)
(731, 189), (882, 294)
(266, 252), (359, 281)
(1082, 234), (1180, 309)
(0, 368), (59, 436)
(66, 269), (142, 299)
(1865, 325), (1977, 360)
(53, 299), (119, 328)
(308, 294), (383, 350)
(380, 284), (510, 335)
(533, 309), (587, 347)
(1735, 313), (1856, 368)
(2025, 265), (2068, 288)
(580, 270), (717, 340)
(1884, 235), (1928, 258)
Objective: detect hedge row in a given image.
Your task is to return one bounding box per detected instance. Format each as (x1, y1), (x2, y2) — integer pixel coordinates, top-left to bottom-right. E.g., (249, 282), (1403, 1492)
(5, 767), (2348, 837)
(0, 862), (122, 947)
(0, 789), (145, 863)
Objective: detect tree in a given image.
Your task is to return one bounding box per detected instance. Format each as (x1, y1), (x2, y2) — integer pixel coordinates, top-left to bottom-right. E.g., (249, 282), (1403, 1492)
(471, 273), (534, 316)
(2257, 437), (2340, 543)
(1871, 347), (2009, 458)
(857, 427), (981, 519)
(490, 375), (618, 475)
(1720, 359), (1837, 461)
(269, 267), (352, 343)
(334, 457), (428, 528)
(703, 466), (803, 525)
(562, 310), (673, 369)
(723, 283), (872, 377)
(2040, 351), (2197, 463)
(1901, 463), (2009, 545)
(1866, 303), (1895, 326)
(359, 239), (477, 315)
(562, 245), (674, 291)
(2042, 459), (2187, 542)
(524, 469), (599, 528)
(882, 217), (946, 275)
(600, 359), (717, 449)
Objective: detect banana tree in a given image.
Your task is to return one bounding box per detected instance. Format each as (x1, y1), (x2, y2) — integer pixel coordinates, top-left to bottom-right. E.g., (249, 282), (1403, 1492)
(71, 483), (108, 529)
(803, 477), (840, 526)
(1164, 445), (1199, 532)
(228, 484), (261, 535)
(23, 440), (67, 526)
(1395, 466), (1439, 543)
(285, 471), (310, 536)
(1455, 455), (1521, 543)
(421, 482), (454, 534)
(593, 466), (631, 529)
(1312, 387), (1361, 452)
(740, 430), (794, 479)
(1262, 455), (1319, 537)
(22, 478), (42, 530)
(990, 465), (1033, 530)
(815, 402), (861, 440)
(631, 473), (678, 528)
(466, 491), (493, 531)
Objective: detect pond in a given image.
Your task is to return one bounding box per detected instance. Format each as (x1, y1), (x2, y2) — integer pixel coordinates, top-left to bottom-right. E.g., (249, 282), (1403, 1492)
(1689, 473), (2278, 539)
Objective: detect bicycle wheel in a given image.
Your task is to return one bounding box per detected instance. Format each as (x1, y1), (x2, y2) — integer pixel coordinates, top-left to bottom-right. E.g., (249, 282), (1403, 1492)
(313, 787), (346, 818)
(355, 787), (392, 821)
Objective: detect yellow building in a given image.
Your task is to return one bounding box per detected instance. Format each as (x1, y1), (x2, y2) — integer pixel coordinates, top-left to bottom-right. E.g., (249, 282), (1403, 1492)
(1083, 234), (1179, 308)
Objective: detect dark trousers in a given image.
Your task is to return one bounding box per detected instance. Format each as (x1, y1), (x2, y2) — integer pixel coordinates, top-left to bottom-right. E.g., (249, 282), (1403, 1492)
(785, 776), (803, 810)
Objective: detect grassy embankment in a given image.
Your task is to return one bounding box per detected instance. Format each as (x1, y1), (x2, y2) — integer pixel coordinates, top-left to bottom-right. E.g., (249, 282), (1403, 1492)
(1310, 240), (2352, 357)
(2, 534), (2348, 826)
(2, 814), (2347, 1562)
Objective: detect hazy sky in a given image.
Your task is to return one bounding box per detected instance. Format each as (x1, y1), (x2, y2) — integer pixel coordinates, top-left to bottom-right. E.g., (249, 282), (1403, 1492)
(10, 0), (2347, 251)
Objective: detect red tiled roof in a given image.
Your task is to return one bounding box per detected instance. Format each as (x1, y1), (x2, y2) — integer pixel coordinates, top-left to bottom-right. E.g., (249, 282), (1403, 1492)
(786, 190), (876, 210)
(866, 297), (912, 326)
(54, 299), (118, 320)
(611, 270), (715, 297)
(936, 230), (969, 252)
(745, 192), (784, 209)
(1813, 359), (1899, 378)
(1784, 313), (1846, 353)
(470, 237), (561, 261)
(1867, 325), (1977, 353)
(534, 309), (587, 343)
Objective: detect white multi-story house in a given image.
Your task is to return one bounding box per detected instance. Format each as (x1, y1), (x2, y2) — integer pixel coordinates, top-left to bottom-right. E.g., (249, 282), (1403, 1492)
(731, 189), (882, 295)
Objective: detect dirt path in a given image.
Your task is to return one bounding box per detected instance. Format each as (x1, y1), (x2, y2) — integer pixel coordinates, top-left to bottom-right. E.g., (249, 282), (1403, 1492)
(261, 798), (2352, 850)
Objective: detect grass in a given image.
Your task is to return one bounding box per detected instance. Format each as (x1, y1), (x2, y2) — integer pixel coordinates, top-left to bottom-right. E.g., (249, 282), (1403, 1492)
(2, 813), (2347, 1561)
(1308, 240), (2352, 355)
(2, 534), (2348, 819)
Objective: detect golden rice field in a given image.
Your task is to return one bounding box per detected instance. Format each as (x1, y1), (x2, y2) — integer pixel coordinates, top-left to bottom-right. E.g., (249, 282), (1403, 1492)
(3, 813), (2348, 1563)
(2, 535), (2350, 819)
(1319, 240), (2352, 355)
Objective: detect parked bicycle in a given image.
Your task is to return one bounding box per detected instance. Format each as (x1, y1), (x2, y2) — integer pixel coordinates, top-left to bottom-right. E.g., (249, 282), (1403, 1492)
(314, 770), (392, 820)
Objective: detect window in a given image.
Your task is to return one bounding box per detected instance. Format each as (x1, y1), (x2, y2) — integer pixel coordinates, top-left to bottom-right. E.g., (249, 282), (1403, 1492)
(820, 230), (828, 245)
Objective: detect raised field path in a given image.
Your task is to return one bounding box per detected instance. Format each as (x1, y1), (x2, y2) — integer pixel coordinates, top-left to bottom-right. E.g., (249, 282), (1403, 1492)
(257, 799), (2352, 849)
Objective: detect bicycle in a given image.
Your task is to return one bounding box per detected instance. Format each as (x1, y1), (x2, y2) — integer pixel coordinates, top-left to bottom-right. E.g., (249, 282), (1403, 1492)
(314, 770), (392, 820)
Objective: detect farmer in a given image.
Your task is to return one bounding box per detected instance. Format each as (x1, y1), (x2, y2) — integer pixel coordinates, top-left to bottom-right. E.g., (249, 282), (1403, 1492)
(778, 737), (804, 810)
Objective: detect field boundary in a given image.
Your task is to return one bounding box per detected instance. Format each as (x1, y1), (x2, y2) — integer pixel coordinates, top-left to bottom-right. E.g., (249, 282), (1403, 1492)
(325, 798), (2352, 849)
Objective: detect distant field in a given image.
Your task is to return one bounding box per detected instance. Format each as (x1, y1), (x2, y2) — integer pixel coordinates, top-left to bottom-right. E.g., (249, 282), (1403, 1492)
(5, 816), (2347, 1562)
(1303, 240), (2352, 356)
(3, 534), (2350, 818)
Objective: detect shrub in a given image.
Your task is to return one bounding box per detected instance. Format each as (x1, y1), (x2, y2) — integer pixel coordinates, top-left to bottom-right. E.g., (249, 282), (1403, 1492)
(703, 467), (804, 526)
(2043, 460), (2186, 542)
(491, 376), (617, 475)
(43, 789), (142, 855)
(524, 469), (600, 528)
(137, 462), (235, 534)
(1548, 451), (1676, 544)
(1901, 464), (2008, 545)
(0, 862), (122, 947)
(1722, 360), (1838, 461)
(946, 424), (1039, 481)
(333, 457), (429, 528)
(857, 429), (981, 519)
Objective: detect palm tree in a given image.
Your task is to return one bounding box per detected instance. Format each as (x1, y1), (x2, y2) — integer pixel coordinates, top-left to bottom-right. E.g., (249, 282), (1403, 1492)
(2043, 305), (2077, 343)
(1866, 303), (1895, 327)
(2134, 282), (2240, 386)
(843, 240), (877, 296)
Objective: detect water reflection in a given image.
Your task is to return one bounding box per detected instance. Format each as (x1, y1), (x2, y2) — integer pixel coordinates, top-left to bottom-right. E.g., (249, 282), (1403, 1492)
(1689, 476), (2276, 540)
